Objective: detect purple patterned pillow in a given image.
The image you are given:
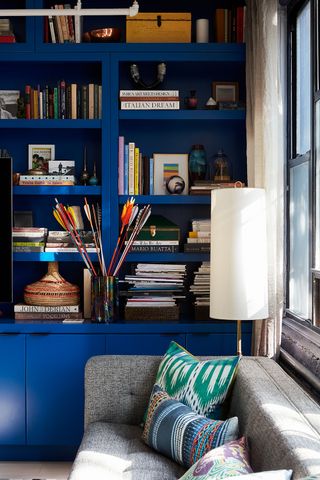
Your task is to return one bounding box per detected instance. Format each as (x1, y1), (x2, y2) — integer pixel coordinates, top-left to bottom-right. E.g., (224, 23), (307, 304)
(178, 437), (253, 480)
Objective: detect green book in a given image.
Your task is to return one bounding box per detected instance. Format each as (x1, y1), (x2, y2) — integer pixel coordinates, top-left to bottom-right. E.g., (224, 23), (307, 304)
(127, 214), (180, 241)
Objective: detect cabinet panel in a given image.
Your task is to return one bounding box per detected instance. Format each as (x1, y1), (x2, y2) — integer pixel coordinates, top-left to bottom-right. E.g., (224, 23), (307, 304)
(26, 334), (105, 445)
(0, 334), (25, 445)
(106, 333), (185, 355)
(186, 332), (251, 356)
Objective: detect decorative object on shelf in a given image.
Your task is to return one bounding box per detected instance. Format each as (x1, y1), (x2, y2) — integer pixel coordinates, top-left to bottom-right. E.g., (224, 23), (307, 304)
(129, 63), (166, 90)
(166, 175), (186, 195)
(196, 18), (209, 43)
(210, 188), (269, 355)
(126, 12), (191, 43)
(91, 275), (119, 323)
(13, 172), (20, 186)
(185, 90), (198, 109)
(48, 160), (75, 176)
(28, 144), (55, 172)
(82, 27), (121, 43)
(0, 90), (20, 119)
(210, 149), (231, 183)
(205, 97), (218, 109)
(153, 153), (189, 195)
(24, 261), (80, 306)
(80, 146), (90, 185)
(212, 82), (239, 103)
(88, 159), (99, 186)
(189, 144), (207, 184)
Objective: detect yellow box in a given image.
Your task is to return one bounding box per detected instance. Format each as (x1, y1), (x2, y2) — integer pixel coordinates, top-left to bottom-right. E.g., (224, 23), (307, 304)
(126, 12), (191, 43)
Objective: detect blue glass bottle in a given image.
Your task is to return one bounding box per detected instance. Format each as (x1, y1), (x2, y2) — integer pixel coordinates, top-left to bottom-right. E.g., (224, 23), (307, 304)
(189, 144), (207, 184)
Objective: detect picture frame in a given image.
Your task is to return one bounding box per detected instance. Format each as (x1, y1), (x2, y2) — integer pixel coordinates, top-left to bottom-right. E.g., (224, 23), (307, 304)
(0, 90), (20, 119)
(28, 144), (55, 172)
(48, 160), (75, 176)
(153, 153), (189, 195)
(212, 82), (239, 103)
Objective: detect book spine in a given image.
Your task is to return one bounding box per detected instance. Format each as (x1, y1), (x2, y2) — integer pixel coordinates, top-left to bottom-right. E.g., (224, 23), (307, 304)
(71, 83), (77, 119)
(120, 96), (179, 102)
(143, 155), (150, 195)
(20, 175), (75, 181)
(54, 5), (64, 43)
(13, 246), (45, 252)
(119, 90), (179, 97)
(128, 142), (135, 195)
(14, 304), (79, 313)
(13, 242), (45, 247)
(82, 85), (87, 119)
(14, 312), (82, 320)
(48, 13), (56, 43)
(19, 180), (74, 185)
(94, 84), (99, 119)
(124, 143), (129, 195)
(60, 79), (66, 119)
(149, 157), (154, 195)
(44, 247), (96, 252)
(98, 85), (102, 119)
(129, 245), (179, 253)
(127, 240), (179, 246)
(120, 101), (180, 110)
(215, 8), (225, 42)
(134, 146), (139, 195)
(118, 136), (125, 194)
(88, 83), (95, 119)
(187, 238), (211, 243)
(25, 85), (31, 119)
(59, 4), (69, 42)
(183, 244), (210, 252)
(236, 7), (244, 43)
(0, 35), (16, 43)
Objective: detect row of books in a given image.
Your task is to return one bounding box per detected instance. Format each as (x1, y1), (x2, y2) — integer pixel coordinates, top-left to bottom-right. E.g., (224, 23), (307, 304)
(12, 228), (96, 253)
(45, 4), (80, 44)
(190, 180), (245, 195)
(23, 82), (102, 120)
(119, 90), (180, 111)
(214, 6), (246, 43)
(18, 175), (76, 186)
(0, 19), (16, 44)
(118, 137), (153, 195)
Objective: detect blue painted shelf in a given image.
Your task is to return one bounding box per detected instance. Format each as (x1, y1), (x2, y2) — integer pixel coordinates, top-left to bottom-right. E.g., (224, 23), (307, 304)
(0, 120), (102, 129)
(119, 195), (211, 204)
(13, 252), (98, 262)
(119, 110), (245, 121)
(14, 186), (102, 196)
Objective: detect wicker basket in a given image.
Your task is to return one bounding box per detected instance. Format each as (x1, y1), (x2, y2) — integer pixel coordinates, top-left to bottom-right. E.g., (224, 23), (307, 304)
(24, 261), (80, 306)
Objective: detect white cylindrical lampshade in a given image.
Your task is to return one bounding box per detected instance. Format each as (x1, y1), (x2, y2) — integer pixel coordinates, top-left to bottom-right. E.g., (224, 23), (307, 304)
(210, 188), (269, 321)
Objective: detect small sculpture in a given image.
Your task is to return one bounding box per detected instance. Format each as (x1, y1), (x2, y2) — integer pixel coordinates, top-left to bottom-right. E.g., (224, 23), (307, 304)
(205, 97), (218, 109)
(80, 146), (90, 185)
(88, 159), (99, 186)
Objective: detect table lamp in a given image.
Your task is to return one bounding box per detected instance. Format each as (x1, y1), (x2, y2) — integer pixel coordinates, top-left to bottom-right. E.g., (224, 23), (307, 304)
(210, 188), (269, 355)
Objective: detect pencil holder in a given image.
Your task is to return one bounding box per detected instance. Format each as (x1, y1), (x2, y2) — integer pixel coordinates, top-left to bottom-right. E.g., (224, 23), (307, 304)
(91, 275), (119, 323)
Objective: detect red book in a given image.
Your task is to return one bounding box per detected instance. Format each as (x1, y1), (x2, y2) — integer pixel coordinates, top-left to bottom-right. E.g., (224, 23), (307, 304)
(25, 85), (31, 120)
(236, 7), (244, 43)
(0, 35), (16, 43)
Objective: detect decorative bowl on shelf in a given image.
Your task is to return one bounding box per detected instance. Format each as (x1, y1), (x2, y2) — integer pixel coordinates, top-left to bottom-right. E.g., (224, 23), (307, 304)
(82, 28), (121, 43)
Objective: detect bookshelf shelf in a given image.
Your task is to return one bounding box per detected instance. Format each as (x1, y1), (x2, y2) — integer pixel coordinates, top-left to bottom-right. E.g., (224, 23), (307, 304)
(13, 252), (98, 262)
(118, 195), (211, 205)
(0, 119), (102, 129)
(119, 110), (246, 121)
(14, 186), (102, 195)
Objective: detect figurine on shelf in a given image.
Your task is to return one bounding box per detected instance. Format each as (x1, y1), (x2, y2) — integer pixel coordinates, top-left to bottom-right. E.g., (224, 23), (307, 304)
(80, 146), (90, 185)
(88, 159), (99, 186)
(205, 97), (218, 109)
(185, 90), (198, 109)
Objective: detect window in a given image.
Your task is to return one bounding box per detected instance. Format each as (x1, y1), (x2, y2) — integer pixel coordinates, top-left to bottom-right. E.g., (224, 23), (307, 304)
(284, 0), (320, 395)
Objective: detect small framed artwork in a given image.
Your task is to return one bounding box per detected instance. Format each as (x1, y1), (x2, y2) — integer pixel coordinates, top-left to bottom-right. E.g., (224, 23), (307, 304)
(212, 82), (239, 102)
(153, 153), (189, 195)
(48, 160), (75, 175)
(28, 144), (55, 172)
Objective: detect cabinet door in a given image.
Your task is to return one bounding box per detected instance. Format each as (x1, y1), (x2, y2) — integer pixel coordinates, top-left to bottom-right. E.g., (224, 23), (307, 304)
(186, 332), (251, 356)
(26, 333), (105, 446)
(0, 333), (25, 445)
(106, 333), (185, 355)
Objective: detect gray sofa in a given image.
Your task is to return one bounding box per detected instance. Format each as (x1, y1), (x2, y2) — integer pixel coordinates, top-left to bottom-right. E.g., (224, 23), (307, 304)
(68, 356), (320, 480)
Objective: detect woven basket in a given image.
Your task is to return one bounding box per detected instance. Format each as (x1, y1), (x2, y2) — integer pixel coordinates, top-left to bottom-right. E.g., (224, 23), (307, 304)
(24, 261), (80, 306)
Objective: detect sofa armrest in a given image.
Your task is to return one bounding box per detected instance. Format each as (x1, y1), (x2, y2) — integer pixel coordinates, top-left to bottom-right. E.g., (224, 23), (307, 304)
(84, 355), (162, 429)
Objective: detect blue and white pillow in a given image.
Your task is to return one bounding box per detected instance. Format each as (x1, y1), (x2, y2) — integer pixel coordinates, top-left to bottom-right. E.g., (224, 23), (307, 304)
(142, 384), (239, 469)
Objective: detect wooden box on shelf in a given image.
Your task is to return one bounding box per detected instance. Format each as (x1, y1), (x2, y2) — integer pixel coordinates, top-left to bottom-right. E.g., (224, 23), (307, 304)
(126, 12), (191, 43)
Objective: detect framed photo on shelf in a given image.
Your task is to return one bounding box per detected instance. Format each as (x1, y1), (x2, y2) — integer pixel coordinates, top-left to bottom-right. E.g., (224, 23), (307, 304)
(153, 153), (189, 195)
(0, 90), (20, 119)
(212, 82), (239, 102)
(28, 144), (55, 172)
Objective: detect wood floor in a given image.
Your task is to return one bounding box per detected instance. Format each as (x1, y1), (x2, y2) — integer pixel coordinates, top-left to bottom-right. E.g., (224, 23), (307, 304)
(0, 461), (72, 479)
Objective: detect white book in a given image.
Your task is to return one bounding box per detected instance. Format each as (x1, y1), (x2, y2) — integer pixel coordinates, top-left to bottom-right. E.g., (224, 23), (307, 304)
(20, 175), (75, 181)
(44, 247), (97, 252)
(187, 238), (211, 243)
(119, 90), (179, 97)
(121, 101), (180, 110)
(125, 240), (179, 246)
(14, 303), (80, 313)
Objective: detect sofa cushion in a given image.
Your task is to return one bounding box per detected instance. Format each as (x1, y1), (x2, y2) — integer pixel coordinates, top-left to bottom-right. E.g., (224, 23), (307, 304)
(155, 341), (240, 418)
(68, 421), (186, 480)
(142, 384), (239, 468)
(178, 437), (253, 479)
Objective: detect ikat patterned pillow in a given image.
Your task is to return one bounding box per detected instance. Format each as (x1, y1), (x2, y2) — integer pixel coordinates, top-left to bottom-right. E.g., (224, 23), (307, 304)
(178, 437), (253, 480)
(142, 384), (239, 469)
(155, 341), (240, 418)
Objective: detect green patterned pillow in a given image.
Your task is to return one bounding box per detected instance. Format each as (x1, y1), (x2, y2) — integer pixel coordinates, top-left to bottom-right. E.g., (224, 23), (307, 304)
(155, 341), (240, 418)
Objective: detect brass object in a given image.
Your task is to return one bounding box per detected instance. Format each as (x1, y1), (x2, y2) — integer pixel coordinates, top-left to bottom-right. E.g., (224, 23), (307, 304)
(149, 225), (156, 237)
(82, 28), (121, 43)
(13, 173), (20, 185)
(27, 167), (47, 175)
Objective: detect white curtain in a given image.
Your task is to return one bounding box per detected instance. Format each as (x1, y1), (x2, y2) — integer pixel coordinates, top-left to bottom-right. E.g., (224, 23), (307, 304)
(246, 0), (286, 358)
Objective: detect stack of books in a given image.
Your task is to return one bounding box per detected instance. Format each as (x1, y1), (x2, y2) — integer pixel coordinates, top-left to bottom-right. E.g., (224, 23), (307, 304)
(13, 227), (48, 252)
(0, 19), (16, 43)
(190, 261), (210, 320)
(124, 263), (187, 321)
(118, 137), (152, 195)
(46, 4), (77, 44)
(126, 215), (180, 253)
(45, 231), (96, 252)
(119, 90), (180, 110)
(184, 218), (211, 253)
(190, 180), (245, 195)
(14, 303), (83, 322)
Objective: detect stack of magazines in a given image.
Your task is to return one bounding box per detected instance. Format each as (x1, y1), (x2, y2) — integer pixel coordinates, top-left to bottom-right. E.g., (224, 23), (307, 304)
(123, 263), (187, 321)
(190, 261), (210, 321)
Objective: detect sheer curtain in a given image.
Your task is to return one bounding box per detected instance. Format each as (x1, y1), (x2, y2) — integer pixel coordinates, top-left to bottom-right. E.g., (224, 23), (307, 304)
(246, 0), (286, 358)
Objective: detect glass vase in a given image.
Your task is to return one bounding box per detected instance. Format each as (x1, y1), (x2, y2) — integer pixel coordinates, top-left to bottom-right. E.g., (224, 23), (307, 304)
(91, 275), (119, 323)
(188, 144), (207, 185)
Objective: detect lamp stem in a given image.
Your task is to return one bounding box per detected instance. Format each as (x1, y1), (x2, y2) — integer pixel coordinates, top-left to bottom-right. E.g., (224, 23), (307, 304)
(237, 320), (242, 356)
